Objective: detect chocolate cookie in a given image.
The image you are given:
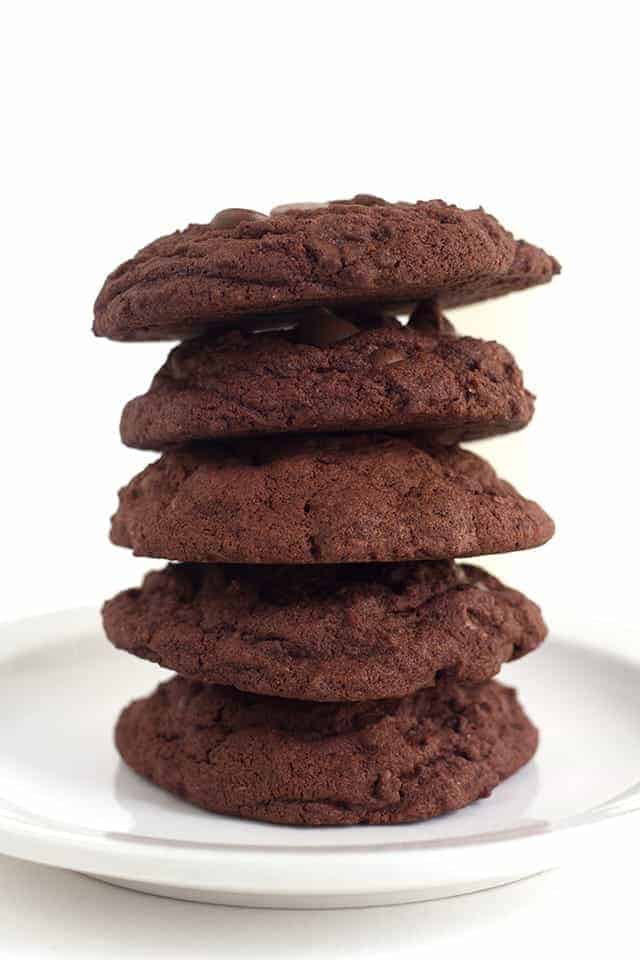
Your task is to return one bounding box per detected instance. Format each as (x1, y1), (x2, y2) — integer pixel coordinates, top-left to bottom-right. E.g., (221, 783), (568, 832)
(110, 435), (554, 564)
(115, 675), (538, 826)
(119, 310), (534, 448)
(103, 561), (546, 701)
(93, 195), (560, 341)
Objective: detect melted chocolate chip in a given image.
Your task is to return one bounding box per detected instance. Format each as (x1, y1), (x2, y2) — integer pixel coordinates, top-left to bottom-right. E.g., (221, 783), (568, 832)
(270, 202), (329, 216)
(370, 347), (405, 367)
(409, 301), (456, 336)
(293, 309), (359, 347)
(210, 208), (267, 229)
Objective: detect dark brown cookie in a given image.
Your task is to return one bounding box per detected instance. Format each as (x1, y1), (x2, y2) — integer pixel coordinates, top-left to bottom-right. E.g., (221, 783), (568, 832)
(109, 435), (554, 564)
(441, 238), (562, 307)
(93, 196), (559, 341)
(103, 561), (546, 701)
(119, 313), (534, 448)
(115, 675), (538, 826)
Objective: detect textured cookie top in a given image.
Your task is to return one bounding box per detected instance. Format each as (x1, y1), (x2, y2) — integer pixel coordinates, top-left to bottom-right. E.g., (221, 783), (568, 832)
(94, 195), (560, 341)
(110, 434), (554, 563)
(103, 560), (546, 701)
(120, 308), (534, 448)
(115, 675), (538, 825)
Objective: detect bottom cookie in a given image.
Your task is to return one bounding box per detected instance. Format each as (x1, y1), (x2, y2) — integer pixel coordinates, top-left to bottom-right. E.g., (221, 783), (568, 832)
(115, 676), (537, 826)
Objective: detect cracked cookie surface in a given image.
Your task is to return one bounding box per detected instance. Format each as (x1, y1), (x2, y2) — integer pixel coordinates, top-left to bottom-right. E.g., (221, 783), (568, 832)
(115, 675), (538, 825)
(94, 195), (559, 341)
(103, 561), (546, 701)
(110, 434), (554, 563)
(120, 322), (534, 447)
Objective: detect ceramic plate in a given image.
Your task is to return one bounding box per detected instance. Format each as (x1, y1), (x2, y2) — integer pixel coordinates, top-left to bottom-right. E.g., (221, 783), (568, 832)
(0, 610), (638, 908)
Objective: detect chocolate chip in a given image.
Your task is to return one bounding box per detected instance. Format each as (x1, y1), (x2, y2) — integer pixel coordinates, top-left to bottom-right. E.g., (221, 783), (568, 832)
(168, 350), (187, 380)
(370, 347), (405, 367)
(425, 429), (460, 446)
(380, 302), (416, 316)
(293, 309), (359, 347)
(373, 769), (401, 802)
(409, 301), (456, 336)
(365, 315), (404, 330)
(335, 306), (403, 331)
(210, 208), (267, 230)
(358, 314), (403, 331)
(270, 202), (329, 216)
(245, 315), (299, 334)
(347, 194), (387, 206)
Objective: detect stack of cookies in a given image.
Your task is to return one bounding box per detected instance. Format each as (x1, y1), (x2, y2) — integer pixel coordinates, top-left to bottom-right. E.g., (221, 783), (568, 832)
(95, 196), (559, 826)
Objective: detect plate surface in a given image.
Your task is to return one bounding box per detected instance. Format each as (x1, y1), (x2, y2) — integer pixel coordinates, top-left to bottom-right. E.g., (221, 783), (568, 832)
(0, 610), (638, 907)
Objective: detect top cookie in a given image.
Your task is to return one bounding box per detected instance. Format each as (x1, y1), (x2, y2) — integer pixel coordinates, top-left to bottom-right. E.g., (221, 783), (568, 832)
(93, 195), (560, 341)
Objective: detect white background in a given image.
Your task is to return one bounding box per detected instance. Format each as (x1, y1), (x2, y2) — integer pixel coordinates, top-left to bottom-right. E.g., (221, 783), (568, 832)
(1, 1), (638, 956)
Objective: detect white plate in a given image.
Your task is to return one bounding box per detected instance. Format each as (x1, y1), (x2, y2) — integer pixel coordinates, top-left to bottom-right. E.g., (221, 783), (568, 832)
(0, 610), (638, 908)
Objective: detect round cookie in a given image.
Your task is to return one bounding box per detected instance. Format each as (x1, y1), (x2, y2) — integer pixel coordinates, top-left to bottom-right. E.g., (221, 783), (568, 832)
(103, 561), (546, 701)
(119, 310), (535, 448)
(115, 675), (538, 826)
(109, 434), (555, 564)
(93, 195), (560, 341)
